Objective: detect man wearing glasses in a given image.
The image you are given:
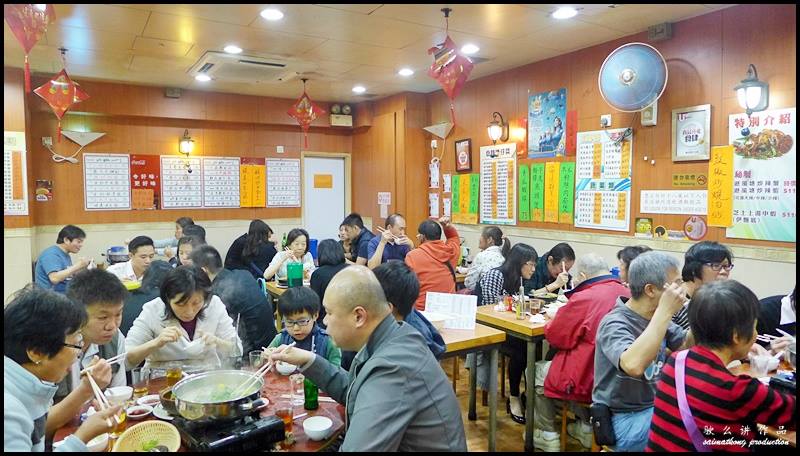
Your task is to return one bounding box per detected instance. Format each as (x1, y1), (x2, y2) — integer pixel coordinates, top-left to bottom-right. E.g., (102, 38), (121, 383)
(672, 241), (735, 330)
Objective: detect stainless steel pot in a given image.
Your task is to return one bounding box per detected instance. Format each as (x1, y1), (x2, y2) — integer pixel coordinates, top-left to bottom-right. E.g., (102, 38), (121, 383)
(171, 370), (265, 421)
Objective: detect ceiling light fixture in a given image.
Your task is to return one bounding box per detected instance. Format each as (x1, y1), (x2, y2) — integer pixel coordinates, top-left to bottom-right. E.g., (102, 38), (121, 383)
(352, 85), (366, 94)
(260, 8), (284, 21)
(223, 45), (242, 54)
(552, 7), (578, 20)
(34, 4), (47, 11)
(195, 74), (211, 82)
(398, 68), (414, 77)
(461, 43), (480, 55)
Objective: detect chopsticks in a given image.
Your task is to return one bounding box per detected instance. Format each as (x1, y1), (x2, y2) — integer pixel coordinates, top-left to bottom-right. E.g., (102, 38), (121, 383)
(233, 342), (296, 397)
(79, 353), (126, 375)
(756, 334), (779, 342)
(776, 328), (795, 339)
(375, 226), (400, 241)
(84, 373), (121, 427)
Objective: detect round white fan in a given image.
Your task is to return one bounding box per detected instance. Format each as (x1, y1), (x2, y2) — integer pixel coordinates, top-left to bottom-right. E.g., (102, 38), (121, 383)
(598, 43), (668, 112)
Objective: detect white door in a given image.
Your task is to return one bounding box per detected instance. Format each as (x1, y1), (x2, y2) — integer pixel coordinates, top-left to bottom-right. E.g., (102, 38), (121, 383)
(303, 156), (346, 241)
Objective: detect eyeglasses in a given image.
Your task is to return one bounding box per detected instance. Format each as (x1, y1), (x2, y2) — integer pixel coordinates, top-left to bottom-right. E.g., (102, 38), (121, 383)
(284, 318), (312, 328)
(524, 261), (536, 267)
(704, 262), (734, 272)
(63, 334), (84, 351)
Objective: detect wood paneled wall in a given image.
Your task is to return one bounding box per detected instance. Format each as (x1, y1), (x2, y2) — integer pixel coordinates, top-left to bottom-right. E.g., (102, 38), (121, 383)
(427, 4), (796, 249)
(4, 67), (32, 228)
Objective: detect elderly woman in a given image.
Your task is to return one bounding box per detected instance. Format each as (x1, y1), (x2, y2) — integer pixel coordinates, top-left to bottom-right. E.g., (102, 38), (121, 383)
(4, 287), (120, 452)
(647, 280), (796, 451)
(672, 241), (734, 330)
(263, 228), (316, 281)
(125, 266), (241, 368)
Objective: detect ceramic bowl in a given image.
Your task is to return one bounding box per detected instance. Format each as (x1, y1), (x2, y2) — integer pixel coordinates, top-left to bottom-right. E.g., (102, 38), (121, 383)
(303, 416), (333, 441)
(275, 361), (297, 375)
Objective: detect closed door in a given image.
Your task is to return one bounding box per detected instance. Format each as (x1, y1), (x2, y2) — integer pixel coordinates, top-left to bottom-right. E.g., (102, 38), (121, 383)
(303, 156), (346, 241)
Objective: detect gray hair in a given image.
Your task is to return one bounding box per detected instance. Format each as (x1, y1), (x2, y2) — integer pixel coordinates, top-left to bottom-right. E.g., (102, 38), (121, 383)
(628, 251), (680, 299)
(572, 253), (609, 279)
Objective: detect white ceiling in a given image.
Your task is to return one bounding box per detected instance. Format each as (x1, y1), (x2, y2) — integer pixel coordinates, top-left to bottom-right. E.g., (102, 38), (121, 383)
(4, 4), (735, 102)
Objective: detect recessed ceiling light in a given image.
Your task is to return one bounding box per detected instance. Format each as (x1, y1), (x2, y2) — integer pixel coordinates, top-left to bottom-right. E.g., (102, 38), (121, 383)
(260, 8), (284, 21)
(398, 68), (414, 77)
(461, 43), (480, 55)
(195, 74), (211, 82)
(34, 4), (47, 11)
(352, 85), (366, 94)
(552, 7), (578, 20)
(223, 45), (242, 54)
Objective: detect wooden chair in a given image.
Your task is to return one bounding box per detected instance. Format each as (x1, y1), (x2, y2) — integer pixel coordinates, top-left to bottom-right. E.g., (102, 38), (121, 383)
(560, 401), (600, 452)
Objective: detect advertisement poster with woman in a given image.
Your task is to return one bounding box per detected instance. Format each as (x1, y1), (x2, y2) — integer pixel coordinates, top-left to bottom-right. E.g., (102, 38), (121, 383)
(528, 88), (567, 159)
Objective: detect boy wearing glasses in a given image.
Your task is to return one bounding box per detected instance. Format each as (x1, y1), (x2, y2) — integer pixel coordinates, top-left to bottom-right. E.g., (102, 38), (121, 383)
(268, 287), (342, 366)
(672, 241), (735, 330)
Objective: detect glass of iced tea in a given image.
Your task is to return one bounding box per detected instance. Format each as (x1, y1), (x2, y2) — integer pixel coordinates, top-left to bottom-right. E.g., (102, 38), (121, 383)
(131, 367), (150, 398)
(165, 363), (183, 388)
(274, 399), (293, 433)
(110, 409), (127, 438)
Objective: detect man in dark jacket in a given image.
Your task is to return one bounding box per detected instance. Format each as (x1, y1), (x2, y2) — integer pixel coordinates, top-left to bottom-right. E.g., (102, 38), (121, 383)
(340, 213), (375, 265)
(190, 245), (277, 356)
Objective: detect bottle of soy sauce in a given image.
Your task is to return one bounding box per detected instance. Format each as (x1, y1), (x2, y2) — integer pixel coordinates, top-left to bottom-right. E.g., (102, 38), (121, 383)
(304, 378), (319, 410)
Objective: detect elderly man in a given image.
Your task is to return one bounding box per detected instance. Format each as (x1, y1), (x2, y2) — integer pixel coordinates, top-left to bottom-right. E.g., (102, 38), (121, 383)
(533, 253), (630, 451)
(593, 252), (693, 452)
(269, 266), (466, 451)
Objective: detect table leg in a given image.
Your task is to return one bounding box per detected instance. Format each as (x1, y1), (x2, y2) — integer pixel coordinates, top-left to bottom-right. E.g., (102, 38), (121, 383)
(524, 339), (536, 452)
(468, 350), (477, 421)
(488, 347), (498, 452)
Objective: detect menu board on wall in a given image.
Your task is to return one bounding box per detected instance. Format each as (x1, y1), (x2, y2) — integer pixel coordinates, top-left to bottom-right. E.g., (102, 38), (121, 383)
(451, 173), (479, 224)
(130, 154), (160, 210)
(161, 156), (203, 209)
(574, 128), (632, 231)
(4, 131), (28, 215)
(479, 143), (516, 226)
(83, 153), (131, 211)
(266, 158), (301, 207)
(202, 157), (240, 208)
(727, 108), (796, 242)
(240, 157), (266, 208)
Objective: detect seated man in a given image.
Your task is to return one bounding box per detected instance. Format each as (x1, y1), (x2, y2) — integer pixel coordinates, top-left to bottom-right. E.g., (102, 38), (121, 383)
(373, 260), (446, 359)
(181, 224), (206, 244)
(593, 251), (692, 452)
(340, 213), (374, 265)
(404, 217), (460, 311)
(34, 224), (90, 293)
(534, 253), (630, 451)
(107, 235), (155, 283)
(190, 245), (277, 356)
(756, 286), (795, 348)
(268, 266), (466, 451)
(367, 213), (413, 269)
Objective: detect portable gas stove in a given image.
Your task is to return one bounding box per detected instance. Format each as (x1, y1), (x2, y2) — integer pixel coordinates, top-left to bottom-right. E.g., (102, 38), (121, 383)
(173, 410), (285, 452)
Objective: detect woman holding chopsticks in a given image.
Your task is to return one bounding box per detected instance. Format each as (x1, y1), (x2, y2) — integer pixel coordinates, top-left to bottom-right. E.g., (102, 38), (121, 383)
(4, 286), (120, 452)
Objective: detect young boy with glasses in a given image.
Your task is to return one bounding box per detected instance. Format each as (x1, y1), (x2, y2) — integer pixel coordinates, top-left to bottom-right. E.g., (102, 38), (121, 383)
(267, 287), (342, 366)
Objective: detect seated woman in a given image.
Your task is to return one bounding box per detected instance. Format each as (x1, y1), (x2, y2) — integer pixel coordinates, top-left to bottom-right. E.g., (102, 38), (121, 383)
(4, 286), (120, 452)
(263, 228), (315, 281)
(647, 280), (795, 451)
(310, 239), (349, 326)
(672, 241), (734, 330)
(125, 266), (242, 369)
(464, 226), (510, 292)
(525, 242), (574, 295)
(616, 245), (651, 285)
(224, 220), (277, 279)
(121, 260), (173, 336)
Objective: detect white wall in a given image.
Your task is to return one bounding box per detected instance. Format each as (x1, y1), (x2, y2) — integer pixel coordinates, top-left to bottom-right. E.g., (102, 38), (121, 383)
(454, 224), (796, 299)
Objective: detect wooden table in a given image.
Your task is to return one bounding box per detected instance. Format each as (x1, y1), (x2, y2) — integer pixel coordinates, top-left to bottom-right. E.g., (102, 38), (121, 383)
(52, 370), (346, 452)
(440, 324), (506, 452)
(729, 361), (796, 447)
(476, 305), (546, 452)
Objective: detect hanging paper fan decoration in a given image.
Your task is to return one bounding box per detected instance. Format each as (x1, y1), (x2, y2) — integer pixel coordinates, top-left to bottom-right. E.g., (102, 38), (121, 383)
(287, 78), (325, 149)
(34, 68), (90, 142)
(4, 4), (56, 92)
(427, 8), (474, 125)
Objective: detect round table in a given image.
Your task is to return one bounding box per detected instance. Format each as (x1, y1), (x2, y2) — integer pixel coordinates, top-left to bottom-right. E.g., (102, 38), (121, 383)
(53, 369), (345, 452)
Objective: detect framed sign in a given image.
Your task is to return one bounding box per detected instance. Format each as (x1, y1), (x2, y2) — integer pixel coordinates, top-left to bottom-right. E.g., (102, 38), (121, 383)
(455, 138), (472, 172)
(672, 104), (711, 161)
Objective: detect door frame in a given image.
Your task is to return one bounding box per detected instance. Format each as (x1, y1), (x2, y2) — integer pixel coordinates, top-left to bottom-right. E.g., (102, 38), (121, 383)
(300, 151), (352, 231)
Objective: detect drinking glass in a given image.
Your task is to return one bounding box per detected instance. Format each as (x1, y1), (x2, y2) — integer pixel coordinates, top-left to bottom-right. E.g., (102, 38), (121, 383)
(289, 373), (305, 406)
(165, 362), (183, 388)
(749, 353), (771, 377)
(131, 367), (150, 398)
(250, 350), (265, 369)
(274, 399), (293, 433)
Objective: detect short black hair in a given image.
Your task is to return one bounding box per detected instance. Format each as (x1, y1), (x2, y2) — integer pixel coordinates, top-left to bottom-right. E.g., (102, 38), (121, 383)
(418, 220), (442, 241)
(182, 224), (206, 243)
(385, 213), (404, 229)
(682, 241), (733, 282)
(190, 245), (223, 274)
(128, 235), (155, 254)
(341, 213), (364, 229)
(57, 225), (86, 244)
(689, 280), (759, 349)
(4, 285), (87, 364)
(546, 242), (575, 264)
(317, 239), (345, 267)
(285, 228), (310, 254)
(373, 260), (419, 319)
(176, 217), (194, 229)
(67, 268), (128, 308)
(160, 266), (212, 322)
(178, 235), (203, 249)
(277, 286), (320, 317)
(140, 260), (173, 293)
(616, 245), (652, 269)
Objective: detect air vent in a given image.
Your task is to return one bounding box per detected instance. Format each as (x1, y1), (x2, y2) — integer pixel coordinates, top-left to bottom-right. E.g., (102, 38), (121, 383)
(188, 51), (316, 84)
(468, 56), (492, 65)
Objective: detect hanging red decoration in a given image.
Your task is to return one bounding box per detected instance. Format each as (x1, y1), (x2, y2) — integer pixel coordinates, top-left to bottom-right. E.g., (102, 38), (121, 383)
(427, 8), (473, 125)
(287, 79), (325, 149)
(4, 4), (56, 93)
(34, 69), (90, 142)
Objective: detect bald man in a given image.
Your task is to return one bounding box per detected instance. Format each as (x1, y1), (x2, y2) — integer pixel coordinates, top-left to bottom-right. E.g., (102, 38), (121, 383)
(269, 265), (466, 451)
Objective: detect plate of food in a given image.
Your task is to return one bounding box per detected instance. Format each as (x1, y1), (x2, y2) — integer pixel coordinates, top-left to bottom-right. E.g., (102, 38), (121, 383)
(151, 403), (174, 421)
(733, 129), (793, 160)
(530, 291), (558, 302)
(136, 394), (161, 407)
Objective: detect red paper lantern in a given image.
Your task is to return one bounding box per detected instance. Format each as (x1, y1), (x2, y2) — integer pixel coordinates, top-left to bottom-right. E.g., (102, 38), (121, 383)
(287, 85), (325, 149)
(4, 4), (56, 92)
(428, 35), (474, 125)
(34, 69), (90, 142)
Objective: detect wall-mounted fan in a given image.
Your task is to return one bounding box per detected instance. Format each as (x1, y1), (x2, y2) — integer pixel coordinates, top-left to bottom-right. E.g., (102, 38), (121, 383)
(598, 42), (668, 113)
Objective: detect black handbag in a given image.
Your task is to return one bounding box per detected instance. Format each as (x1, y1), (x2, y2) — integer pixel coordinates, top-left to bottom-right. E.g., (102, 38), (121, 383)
(589, 403), (617, 446)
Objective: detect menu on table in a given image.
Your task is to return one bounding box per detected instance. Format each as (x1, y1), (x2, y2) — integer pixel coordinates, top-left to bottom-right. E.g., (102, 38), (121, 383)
(202, 157), (240, 208)
(83, 153), (131, 211)
(161, 156), (203, 209)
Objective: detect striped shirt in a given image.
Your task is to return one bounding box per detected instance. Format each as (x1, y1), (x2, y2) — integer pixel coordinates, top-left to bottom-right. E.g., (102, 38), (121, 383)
(671, 300), (690, 330)
(646, 345), (795, 452)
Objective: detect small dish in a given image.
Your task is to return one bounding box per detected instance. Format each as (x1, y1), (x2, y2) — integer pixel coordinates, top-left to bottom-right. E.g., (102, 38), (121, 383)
(276, 361), (297, 375)
(136, 394), (161, 407)
(303, 416), (333, 441)
(126, 405), (153, 420)
(151, 403), (174, 421)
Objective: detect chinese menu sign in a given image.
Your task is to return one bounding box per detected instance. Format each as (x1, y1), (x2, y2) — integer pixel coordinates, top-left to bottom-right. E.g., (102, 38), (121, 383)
(518, 164), (530, 221)
(707, 146), (734, 227)
(202, 157), (240, 208)
(640, 190), (707, 215)
(4, 131), (28, 215)
(480, 143), (516, 226)
(530, 163), (545, 222)
(130, 154), (160, 210)
(574, 128), (632, 231)
(266, 159), (301, 207)
(240, 157), (266, 208)
(161, 156), (203, 209)
(83, 153), (131, 211)
(728, 108), (796, 242)
(451, 173), (479, 224)
(544, 161), (560, 222)
(558, 162), (575, 224)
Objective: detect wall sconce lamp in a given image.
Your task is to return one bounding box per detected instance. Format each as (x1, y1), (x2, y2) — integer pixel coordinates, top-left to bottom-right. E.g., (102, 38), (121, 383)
(179, 129), (195, 155)
(734, 64), (769, 116)
(487, 112), (508, 145)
